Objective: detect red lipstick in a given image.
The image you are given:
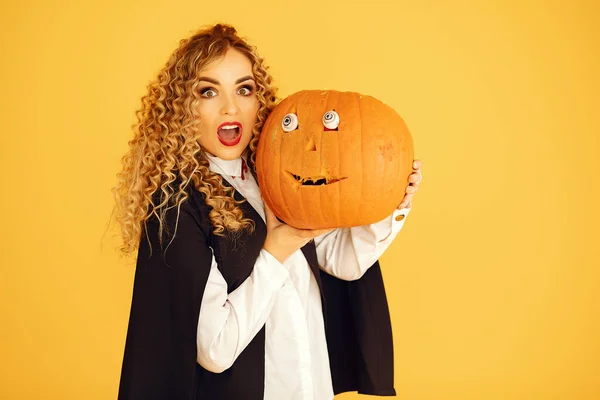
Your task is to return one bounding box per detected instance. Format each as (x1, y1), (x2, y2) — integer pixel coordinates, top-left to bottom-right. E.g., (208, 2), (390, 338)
(217, 121), (243, 147)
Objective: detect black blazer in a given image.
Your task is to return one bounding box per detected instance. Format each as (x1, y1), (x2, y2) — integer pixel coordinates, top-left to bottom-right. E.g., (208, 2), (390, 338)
(118, 182), (397, 399)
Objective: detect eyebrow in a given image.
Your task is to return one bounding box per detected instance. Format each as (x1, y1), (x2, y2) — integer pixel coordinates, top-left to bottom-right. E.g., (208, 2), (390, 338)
(197, 75), (255, 85)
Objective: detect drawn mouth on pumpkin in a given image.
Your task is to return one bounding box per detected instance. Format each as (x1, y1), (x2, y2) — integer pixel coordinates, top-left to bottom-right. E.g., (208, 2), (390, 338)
(284, 170), (347, 188)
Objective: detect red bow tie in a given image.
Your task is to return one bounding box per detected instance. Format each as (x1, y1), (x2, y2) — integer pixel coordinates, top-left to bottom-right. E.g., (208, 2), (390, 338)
(232, 158), (249, 181)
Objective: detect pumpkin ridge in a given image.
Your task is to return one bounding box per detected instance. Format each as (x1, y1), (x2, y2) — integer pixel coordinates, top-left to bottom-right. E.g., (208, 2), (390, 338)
(277, 98), (293, 224)
(274, 96), (291, 223)
(317, 90), (329, 228)
(312, 90), (325, 227)
(298, 90), (311, 226)
(338, 90), (350, 226)
(332, 91), (341, 227)
(356, 92), (364, 225)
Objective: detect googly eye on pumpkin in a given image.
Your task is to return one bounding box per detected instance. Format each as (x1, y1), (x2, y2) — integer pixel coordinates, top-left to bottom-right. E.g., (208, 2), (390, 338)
(282, 113), (299, 132)
(322, 111), (340, 130)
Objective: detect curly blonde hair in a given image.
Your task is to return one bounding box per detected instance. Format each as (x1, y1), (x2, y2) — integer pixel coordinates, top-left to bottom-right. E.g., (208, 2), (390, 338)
(113, 24), (278, 256)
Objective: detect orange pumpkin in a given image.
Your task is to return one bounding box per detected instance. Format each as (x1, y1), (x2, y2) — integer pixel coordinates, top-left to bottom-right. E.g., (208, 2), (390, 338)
(256, 90), (414, 229)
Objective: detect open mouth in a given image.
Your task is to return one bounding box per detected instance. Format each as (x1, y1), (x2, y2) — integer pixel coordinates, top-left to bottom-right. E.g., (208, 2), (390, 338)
(217, 123), (242, 146)
(285, 171), (347, 186)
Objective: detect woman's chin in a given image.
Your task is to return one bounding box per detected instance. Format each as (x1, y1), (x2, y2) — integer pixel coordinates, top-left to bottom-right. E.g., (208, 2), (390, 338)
(209, 146), (245, 160)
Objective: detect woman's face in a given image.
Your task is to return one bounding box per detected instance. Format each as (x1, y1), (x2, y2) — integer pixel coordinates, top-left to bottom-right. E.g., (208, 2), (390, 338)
(195, 47), (260, 160)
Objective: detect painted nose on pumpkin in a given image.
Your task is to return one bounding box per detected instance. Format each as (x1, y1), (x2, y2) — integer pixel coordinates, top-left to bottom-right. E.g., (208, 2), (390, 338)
(305, 136), (317, 152)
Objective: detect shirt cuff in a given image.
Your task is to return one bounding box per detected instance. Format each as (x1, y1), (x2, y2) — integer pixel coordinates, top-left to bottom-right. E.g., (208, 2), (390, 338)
(253, 248), (289, 287)
(376, 206), (412, 243)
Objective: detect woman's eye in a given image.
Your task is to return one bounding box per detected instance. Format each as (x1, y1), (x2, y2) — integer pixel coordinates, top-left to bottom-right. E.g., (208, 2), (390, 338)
(200, 88), (217, 98)
(238, 86), (254, 96)
(282, 113), (299, 132)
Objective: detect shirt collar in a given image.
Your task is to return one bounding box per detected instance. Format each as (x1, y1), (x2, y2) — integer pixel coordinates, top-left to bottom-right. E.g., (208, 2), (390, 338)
(205, 152), (249, 180)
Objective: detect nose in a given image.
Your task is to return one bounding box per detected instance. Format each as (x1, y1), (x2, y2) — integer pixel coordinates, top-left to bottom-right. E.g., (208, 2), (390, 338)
(305, 136), (317, 152)
(220, 93), (240, 116)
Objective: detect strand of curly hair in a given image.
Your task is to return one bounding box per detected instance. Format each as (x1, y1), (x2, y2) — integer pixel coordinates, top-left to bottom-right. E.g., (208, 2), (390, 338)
(112, 24), (278, 256)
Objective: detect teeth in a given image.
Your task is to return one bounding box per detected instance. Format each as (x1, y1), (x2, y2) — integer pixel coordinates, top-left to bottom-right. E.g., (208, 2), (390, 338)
(221, 125), (238, 130)
(288, 172), (347, 186)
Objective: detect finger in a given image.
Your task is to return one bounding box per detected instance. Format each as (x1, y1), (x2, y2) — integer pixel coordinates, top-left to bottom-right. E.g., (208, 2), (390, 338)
(262, 201), (278, 227)
(310, 228), (335, 238)
(263, 201), (272, 217)
(293, 226), (334, 240)
(408, 172), (422, 184)
(397, 201), (411, 210)
(406, 185), (418, 194)
(407, 182), (421, 193)
(398, 194), (413, 209)
(410, 179), (421, 191)
(292, 228), (314, 240)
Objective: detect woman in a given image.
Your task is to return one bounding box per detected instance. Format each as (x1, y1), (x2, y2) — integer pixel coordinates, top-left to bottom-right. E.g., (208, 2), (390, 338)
(115, 24), (423, 400)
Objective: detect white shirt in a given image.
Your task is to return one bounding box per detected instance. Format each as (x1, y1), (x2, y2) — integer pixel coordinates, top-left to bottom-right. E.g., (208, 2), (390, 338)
(196, 154), (411, 400)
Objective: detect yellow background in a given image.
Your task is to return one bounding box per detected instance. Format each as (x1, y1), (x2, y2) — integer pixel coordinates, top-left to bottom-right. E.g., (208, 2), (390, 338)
(1, 0), (598, 399)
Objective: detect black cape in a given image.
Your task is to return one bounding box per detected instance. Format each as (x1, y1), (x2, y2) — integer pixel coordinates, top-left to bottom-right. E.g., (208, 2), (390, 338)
(118, 183), (397, 399)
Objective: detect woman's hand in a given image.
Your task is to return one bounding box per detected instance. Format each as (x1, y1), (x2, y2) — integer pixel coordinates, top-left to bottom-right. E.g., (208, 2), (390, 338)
(398, 159), (423, 209)
(262, 202), (334, 264)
